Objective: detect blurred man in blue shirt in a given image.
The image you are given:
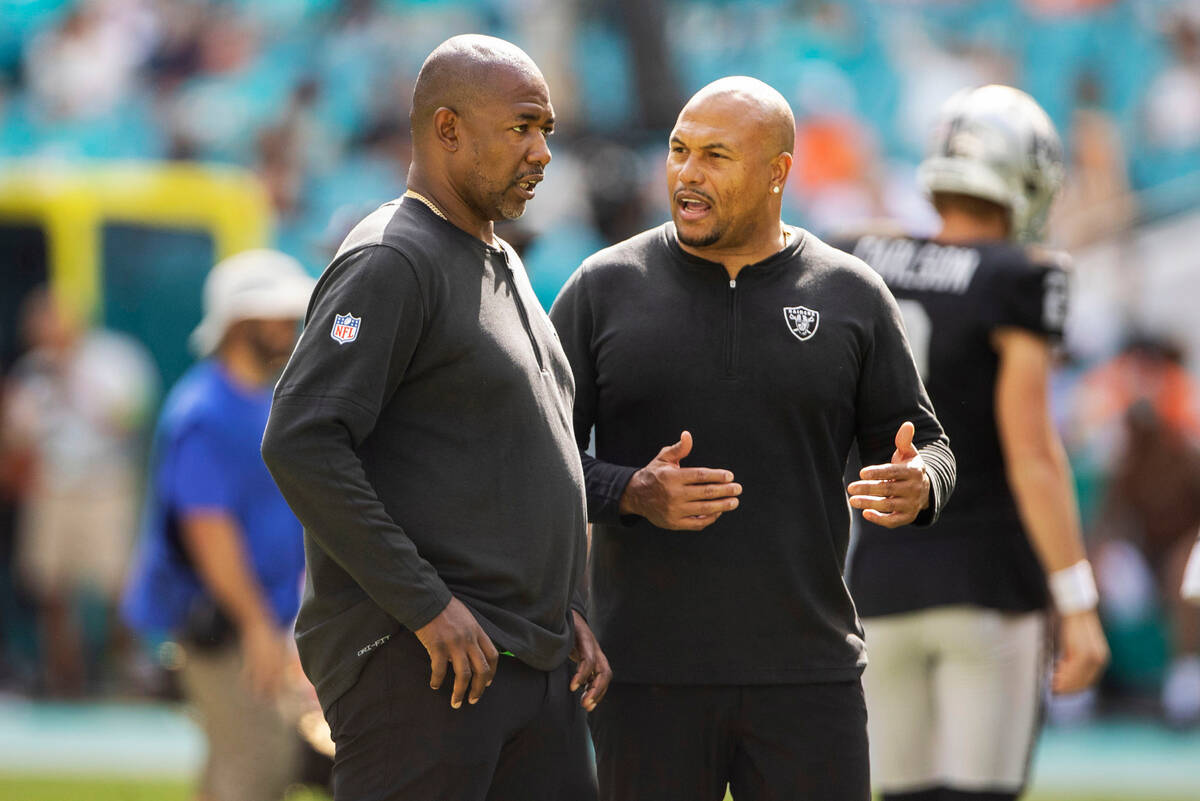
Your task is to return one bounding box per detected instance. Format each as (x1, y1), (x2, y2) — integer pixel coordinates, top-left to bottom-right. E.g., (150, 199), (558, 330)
(123, 249), (314, 801)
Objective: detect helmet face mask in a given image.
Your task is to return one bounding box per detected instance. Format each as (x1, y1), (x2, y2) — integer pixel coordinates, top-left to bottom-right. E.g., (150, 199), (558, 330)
(918, 85), (1064, 242)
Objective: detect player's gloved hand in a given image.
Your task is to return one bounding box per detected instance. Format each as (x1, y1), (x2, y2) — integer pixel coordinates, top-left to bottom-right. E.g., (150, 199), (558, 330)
(849, 421), (932, 528)
(569, 610), (612, 711)
(620, 430), (742, 531)
(415, 596), (500, 709)
(1052, 608), (1109, 694)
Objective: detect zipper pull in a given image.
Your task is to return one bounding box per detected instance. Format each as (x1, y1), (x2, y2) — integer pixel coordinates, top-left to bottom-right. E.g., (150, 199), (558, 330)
(729, 279), (737, 289)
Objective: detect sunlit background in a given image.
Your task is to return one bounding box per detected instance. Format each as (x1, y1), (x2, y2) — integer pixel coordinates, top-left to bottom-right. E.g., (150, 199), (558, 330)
(2, 0), (1200, 799)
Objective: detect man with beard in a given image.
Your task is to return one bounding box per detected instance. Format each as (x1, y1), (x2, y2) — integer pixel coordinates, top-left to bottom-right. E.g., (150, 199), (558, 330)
(261, 35), (608, 801)
(122, 249), (316, 801)
(549, 76), (955, 800)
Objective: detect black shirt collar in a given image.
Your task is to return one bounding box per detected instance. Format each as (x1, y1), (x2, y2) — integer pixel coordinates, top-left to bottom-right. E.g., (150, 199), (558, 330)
(400, 195), (508, 257)
(661, 222), (806, 277)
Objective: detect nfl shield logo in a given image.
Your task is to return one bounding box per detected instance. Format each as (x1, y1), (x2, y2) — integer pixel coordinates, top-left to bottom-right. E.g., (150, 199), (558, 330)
(330, 313), (361, 344)
(783, 306), (819, 341)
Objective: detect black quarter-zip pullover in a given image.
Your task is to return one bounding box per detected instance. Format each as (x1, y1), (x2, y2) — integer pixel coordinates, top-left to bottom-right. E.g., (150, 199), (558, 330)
(550, 223), (955, 684)
(263, 199), (587, 711)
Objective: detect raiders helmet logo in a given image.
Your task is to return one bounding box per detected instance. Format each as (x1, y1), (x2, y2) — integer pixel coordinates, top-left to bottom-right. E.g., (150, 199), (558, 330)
(783, 305), (819, 341)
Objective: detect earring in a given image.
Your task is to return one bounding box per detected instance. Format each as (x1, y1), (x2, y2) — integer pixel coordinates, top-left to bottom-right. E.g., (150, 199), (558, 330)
(771, 185), (781, 194)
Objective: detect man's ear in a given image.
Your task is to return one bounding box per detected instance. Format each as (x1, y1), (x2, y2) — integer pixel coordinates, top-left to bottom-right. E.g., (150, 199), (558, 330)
(433, 107), (461, 152)
(772, 151), (793, 191)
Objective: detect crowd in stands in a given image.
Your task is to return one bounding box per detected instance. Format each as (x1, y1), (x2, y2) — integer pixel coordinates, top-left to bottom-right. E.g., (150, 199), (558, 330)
(1, 0), (1199, 723)
(3, 1), (1199, 286)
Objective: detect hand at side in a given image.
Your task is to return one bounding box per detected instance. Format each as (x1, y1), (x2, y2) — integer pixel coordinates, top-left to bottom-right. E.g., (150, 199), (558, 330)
(414, 597), (500, 709)
(1052, 609), (1109, 694)
(569, 610), (612, 711)
(240, 619), (289, 699)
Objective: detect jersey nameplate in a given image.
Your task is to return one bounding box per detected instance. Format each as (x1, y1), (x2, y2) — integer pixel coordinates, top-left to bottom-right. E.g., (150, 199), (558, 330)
(854, 236), (980, 295)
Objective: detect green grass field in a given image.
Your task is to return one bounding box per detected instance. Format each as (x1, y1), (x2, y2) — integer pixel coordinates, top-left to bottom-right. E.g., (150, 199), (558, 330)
(2, 701), (1196, 801)
(0, 776), (331, 801)
(0, 776), (1191, 801)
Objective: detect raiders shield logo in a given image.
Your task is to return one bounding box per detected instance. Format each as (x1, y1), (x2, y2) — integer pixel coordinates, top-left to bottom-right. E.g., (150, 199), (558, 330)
(330, 313), (361, 344)
(783, 305), (819, 341)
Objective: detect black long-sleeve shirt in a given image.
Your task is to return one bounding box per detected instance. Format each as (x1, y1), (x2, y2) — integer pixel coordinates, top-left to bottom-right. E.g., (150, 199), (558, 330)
(262, 199), (588, 711)
(549, 224), (955, 685)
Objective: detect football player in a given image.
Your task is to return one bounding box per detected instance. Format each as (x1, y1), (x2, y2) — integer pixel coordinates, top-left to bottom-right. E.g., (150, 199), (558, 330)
(841, 85), (1110, 801)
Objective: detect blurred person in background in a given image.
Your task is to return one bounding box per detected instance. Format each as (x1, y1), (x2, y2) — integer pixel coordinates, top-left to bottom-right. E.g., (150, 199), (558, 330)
(1047, 75), (1136, 252)
(121, 250), (315, 801)
(1, 287), (157, 696)
(24, 1), (154, 121)
(1078, 337), (1200, 727)
(0, 380), (37, 690)
(789, 107), (884, 234)
(840, 86), (1110, 801)
(1139, 7), (1200, 188)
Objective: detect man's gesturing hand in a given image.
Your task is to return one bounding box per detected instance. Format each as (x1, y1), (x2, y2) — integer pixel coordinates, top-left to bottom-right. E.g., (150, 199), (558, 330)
(569, 611), (612, 711)
(619, 431), (741, 531)
(414, 597), (499, 709)
(848, 421), (931, 528)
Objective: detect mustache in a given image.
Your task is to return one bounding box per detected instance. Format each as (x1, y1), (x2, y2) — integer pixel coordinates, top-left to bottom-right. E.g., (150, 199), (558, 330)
(673, 188), (714, 204)
(516, 169), (545, 182)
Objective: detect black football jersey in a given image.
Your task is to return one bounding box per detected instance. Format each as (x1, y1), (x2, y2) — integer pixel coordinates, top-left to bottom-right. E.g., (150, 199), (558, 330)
(842, 234), (1068, 616)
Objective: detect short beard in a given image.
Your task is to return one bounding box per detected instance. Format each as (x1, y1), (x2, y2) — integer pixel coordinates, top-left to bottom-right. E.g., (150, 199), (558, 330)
(497, 194), (527, 220)
(470, 156), (527, 221)
(676, 225), (723, 248)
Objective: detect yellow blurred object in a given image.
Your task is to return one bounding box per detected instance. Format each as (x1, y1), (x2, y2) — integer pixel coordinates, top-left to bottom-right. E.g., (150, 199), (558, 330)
(0, 160), (271, 321)
(0, 160), (274, 387)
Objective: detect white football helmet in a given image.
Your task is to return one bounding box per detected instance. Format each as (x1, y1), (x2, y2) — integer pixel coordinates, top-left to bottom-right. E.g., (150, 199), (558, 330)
(918, 85), (1064, 242)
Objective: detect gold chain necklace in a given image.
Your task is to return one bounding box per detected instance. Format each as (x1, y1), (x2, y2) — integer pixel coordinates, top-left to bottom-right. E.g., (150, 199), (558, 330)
(403, 189), (448, 221)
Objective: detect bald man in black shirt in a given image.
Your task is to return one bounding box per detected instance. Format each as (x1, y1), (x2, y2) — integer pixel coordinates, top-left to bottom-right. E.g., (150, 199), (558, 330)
(264, 35), (608, 801)
(551, 77), (956, 801)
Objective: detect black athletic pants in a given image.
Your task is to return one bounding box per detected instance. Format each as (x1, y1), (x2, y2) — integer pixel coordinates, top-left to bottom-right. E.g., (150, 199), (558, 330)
(590, 680), (870, 801)
(326, 631), (596, 801)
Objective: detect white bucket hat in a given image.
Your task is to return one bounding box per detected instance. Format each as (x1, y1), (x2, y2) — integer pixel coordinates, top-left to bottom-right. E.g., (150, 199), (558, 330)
(190, 249), (316, 356)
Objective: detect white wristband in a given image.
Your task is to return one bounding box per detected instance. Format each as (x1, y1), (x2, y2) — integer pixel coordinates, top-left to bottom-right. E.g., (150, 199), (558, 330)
(1182, 539), (1200, 603)
(1049, 559), (1099, 615)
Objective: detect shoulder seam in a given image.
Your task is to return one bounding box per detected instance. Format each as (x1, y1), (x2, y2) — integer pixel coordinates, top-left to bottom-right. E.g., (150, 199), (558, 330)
(335, 240), (417, 266)
(333, 244), (428, 326)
